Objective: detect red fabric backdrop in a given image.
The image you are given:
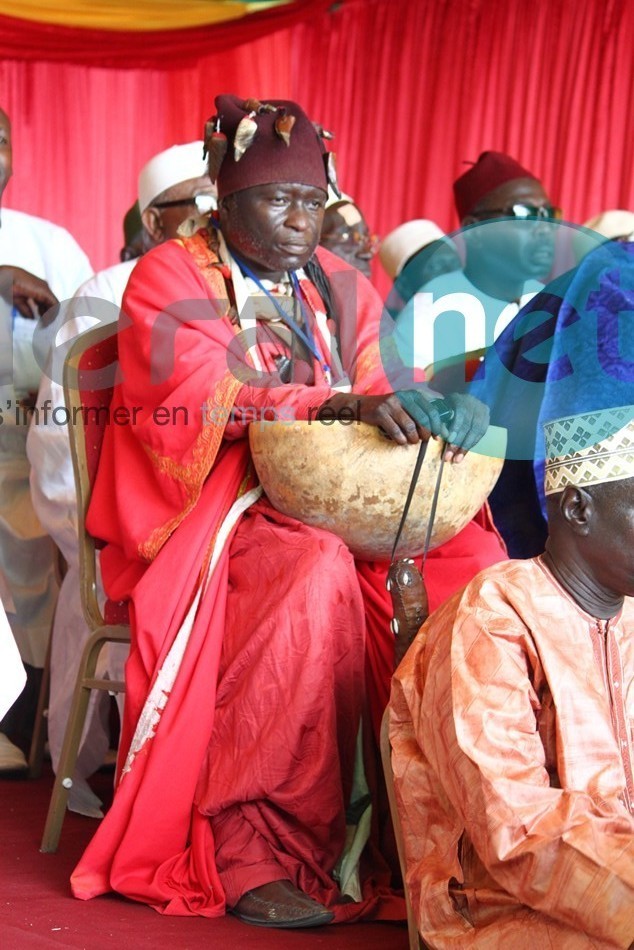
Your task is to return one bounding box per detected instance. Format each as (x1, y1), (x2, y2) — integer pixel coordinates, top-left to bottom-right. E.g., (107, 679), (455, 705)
(2, 0), (634, 292)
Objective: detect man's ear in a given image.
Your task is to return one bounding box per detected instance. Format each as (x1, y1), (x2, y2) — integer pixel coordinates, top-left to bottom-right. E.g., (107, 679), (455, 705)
(217, 195), (232, 229)
(141, 207), (164, 244)
(559, 485), (593, 535)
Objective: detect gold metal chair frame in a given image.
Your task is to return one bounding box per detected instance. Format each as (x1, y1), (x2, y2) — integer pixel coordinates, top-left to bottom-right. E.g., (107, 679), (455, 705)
(40, 323), (130, 853)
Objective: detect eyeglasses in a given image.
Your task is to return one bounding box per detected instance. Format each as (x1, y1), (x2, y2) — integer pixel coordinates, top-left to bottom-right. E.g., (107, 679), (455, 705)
(152, 194), (217, 214)
(472, 203), (562, 221)
(321, 230), (380, 253)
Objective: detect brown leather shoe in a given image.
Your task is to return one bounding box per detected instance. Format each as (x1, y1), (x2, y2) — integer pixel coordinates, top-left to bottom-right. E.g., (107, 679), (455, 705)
(231, 880), (335, 929)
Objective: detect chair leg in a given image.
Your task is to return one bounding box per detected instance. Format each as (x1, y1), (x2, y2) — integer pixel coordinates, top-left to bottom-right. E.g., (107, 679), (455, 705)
(40, 630), (113, 853)
(28, 631), (51, 779)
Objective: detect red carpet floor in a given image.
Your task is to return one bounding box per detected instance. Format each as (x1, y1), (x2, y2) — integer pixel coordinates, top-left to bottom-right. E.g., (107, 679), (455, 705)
(0, 767), (408, 950)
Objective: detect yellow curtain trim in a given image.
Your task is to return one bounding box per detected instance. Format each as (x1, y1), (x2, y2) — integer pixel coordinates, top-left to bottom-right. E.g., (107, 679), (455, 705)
(0, 0), (293, 32)
(244, 1), (287, 9)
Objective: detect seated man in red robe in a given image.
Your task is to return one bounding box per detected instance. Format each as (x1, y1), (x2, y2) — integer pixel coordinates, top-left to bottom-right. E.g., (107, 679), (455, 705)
(71, 95), (506, 929)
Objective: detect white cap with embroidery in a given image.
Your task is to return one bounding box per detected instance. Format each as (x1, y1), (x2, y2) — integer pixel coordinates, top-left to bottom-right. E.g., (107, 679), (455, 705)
(138, 141), (208, 213)
(379, 219), (446, 280)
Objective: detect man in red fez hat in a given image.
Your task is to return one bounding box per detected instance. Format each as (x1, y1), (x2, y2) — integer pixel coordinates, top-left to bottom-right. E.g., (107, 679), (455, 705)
(453, 150), (558, 300)
(394, 150), (559, 557)
(453, 150), (542, 221)
(71, 95), (505, 929)
(454, 151), (559, 557)
(395, 151), (557, 370)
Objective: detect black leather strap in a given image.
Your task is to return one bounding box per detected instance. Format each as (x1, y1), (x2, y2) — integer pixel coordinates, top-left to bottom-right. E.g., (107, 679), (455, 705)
(390, 439), (446, 565)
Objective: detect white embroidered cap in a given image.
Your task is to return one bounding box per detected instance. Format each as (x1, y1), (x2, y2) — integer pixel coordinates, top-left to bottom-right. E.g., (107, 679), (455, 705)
(543, 406), (634, 495)
(138, 142), (208, 213)
(379, 219), (446, 280)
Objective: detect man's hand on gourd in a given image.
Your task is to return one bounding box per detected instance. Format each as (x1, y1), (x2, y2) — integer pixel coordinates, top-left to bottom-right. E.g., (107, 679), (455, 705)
(320, 390), (489, 461)
(396, 390), (490, 462)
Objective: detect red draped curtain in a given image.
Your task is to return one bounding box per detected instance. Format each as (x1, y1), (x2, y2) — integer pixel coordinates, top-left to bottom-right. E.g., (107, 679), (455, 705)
(2, 0), (633, 290)
(0, 30), (298, 271)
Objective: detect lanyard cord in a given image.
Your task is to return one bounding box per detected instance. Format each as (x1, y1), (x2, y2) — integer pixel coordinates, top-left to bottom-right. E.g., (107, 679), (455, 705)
(288, 271), (330, 376)
(208, 217), (330, 374)
(233, 251), (330, 374)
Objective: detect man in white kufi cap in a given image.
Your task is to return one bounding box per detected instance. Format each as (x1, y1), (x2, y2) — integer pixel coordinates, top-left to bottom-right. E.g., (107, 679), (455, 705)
(380, 219), (460, 317)
(25, 143), (215, 816)
(380, 219), (449, 282)
(391, 403), (634, 947)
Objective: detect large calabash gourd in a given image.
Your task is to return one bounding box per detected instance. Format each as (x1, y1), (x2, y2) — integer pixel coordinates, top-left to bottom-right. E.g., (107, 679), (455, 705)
(249, 420), (506, 560)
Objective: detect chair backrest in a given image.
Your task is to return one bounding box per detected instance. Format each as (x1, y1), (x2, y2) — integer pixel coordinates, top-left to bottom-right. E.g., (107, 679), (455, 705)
(424, 347), (486, 389)
(63, 322), (120, 631)
(380, 708), (423, 950)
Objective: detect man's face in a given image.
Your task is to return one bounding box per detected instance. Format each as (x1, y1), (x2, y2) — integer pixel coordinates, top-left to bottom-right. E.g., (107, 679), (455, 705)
(219, 182), (327, 279)
(141, 175), (216, 244)
(0, 110), (13, 202)
(397, 240), (461, 304)
(584, 479), (634, 599)
(414, 240), (462, 285)
(320, 202), (376, 279)
(143, 175), (216, 243)
(466, 178), (556, 282)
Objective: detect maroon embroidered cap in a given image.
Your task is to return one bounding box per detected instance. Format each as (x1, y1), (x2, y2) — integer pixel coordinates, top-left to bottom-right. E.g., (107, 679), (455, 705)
(453, 150), (539, 220)
(207, 94), (330, 200)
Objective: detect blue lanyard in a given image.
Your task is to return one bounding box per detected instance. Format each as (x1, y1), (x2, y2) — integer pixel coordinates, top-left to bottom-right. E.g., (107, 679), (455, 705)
(231, 250), (330, 376)
(206, 214), (330, 375)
